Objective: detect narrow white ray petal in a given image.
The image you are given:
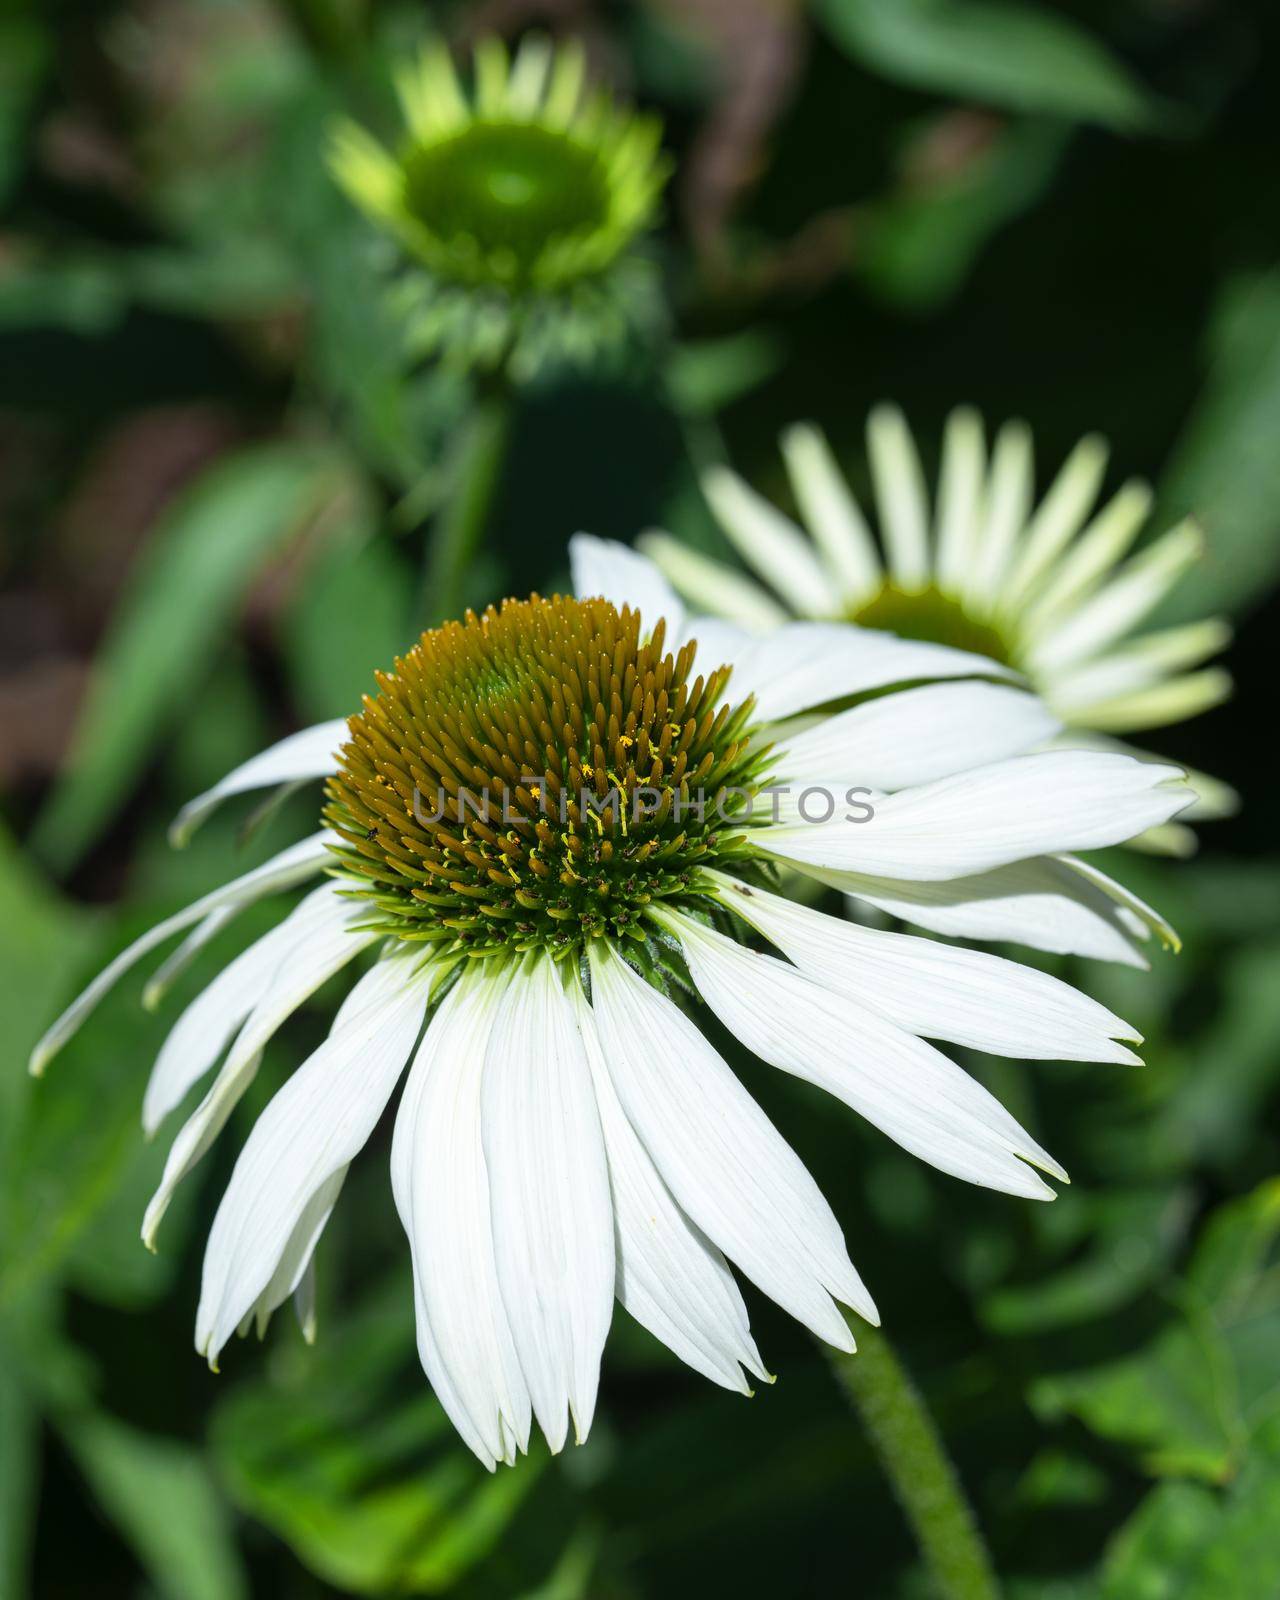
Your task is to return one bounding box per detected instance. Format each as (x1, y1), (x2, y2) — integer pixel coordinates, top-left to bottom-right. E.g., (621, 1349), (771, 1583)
(1055, 854), (1180, 950)
(1014, 478), (1150, 641)
(772, 682), (1059, 791)
(728, 622), (1014, 725)
(293, 1254), (318, 1343)
(934, 407), (986, 593)
(569, 533), (685, 645)
(758, 752), (1193, 881)
(29, 833), (332, 1077)
(802, 852), (1168, 965)
(1068, 667), (1232, 733)
(169, 721), (348, 848)
(782, 422), (882, 604)
(999, 433), (1108, 609)
(1047, 617), (1231, 718)
(142, 905), (237, 1012)
(686, 616), (756, 684)
(143, 910), (310, 1136)
(867, 404), (930, 588)
(246, 1168), (344, 1344)
(637, 530), (790, 632)
(195, 949), (437, 1366)
(142, 884), (377, 1247)
(572, 983), (766, 1394)
(1050, 733), (1237, 822)
(1029, 521), (1204, 675)
(587, 942), (876, 1348)
(965, 419), (1033, 606)
(705, 871), (1141, 1063)
(391, 970), (531, 1470)
(483, 957), (614, 1451)
(657, 910), (1062, 1196)
(700, 465), (835, 618)
(506, 33), (552, 114)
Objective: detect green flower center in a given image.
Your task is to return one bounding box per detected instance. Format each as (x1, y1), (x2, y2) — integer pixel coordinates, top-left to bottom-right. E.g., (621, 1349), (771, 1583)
(847, 583), (1013, 666)
(402, 123), (612, 287)
(326, 596), (764, 959)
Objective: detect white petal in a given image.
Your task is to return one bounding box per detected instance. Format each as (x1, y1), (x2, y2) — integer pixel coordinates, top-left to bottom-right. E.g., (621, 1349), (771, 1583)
(141, 905), (237, 1012)
(142, 883), (377, 1247)
(569, 533), (685, 645)
(728, 622), (1013, 725)
(1028, 520), (1204, 675)
(781, 422), (882, 604)
(758, 751), (1193, 881)
(998, 433), (1108, 609)
(1067, 667), (1231, 734)
(637, 531), (790, 632)
(705, 870), (1140, 1062)
(1046, 618), (1231, 719)
(773, 681), (1059, 791)
(587, 941), (876, 1348)
(572, 984), (767, 1394)
(964, 419), (1033, 607)
(245, 1169), (343, 1345)
(483, 957), (614, 1451)
(701, 464), (835, 618)
(391, 970), (531, 1470)
(29, 833), (333, 1077)
(657, 909), (1063, 1197)
(143, 910), (312, 1136)
(817, 853), (1172, 966)
(195, 948), (437, 1365)
(867, 404), (930, 588)
(170, 722), (349, 848)
(934, 407), (986, 593)
(1015, 480), (1152, 638)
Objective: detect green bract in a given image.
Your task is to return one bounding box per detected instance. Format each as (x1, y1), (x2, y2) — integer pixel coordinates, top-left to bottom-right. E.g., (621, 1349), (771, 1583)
(330, 36), (669, 378)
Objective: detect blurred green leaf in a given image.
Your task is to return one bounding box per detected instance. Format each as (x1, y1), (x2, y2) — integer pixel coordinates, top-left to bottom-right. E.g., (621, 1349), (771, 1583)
(1034, 1181), (1280, 1482)
(212, 1278), (541, 1594)
(29, 443), (344, 875)
(667, 332), (785, 418)
(1100, 1415), (1280, 1599)
(1157, 272), (1280, 621)
(62, 1412), (247, 1600)
(0, 13), (49, 207)
(0, 1352), (39, 1598)
(815, 0), (1159, 128)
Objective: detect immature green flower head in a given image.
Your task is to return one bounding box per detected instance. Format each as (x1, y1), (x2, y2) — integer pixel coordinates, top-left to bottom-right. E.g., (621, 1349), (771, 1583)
(330, 35), (670, 378)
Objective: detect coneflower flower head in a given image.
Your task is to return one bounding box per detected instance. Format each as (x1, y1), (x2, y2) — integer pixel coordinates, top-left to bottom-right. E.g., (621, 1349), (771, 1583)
(330, 36), (669, 378)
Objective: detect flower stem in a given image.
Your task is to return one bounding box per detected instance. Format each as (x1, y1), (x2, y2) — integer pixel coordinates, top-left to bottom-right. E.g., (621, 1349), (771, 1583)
(829, 1318), (1000, 1600)
(420, 384), (513, 627)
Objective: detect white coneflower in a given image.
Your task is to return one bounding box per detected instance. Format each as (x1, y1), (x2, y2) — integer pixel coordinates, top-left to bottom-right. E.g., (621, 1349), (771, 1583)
(30, 540), (1192, 1469)
(641, 406), (1234, 855)
(330, 34), (669, 377)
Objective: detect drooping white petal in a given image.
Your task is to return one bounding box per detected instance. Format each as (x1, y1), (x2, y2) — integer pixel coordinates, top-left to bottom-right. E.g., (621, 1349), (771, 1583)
(243, 1168), (343, 1344)
(803, 854), (1170, 965)
(572, 983), (767, 1394)
(727, 621), (1013, 725)
(569, 533), (685, 644)
(934, 407), (986, 593)
(169, 721), (349, 848)
(142, 905), (237, 1012)
(1051, 732), (1238, 822)
(701, 464), (835, 618)
(142, 882), (377, 1247)
(391, 970), (531, 1471)
(704, 871), (1139, 1062)
(482, 957), (614, 1451)
(195, 948), (437, 1366)
(637, 531), (790, 632)
(587, 941), (876, 1349)
(656, 909), (1062, 1197)
(782, 422), (882, 604)
(759, 752), (1192, 881)
(998, 432), (1108, 610)
(867, 404), (930, 588)
(772, 681), (1059, 791)
(1028, 520), (1203, 676)
(29, 833), (333, 1077)
(143, 910), (314, 1136)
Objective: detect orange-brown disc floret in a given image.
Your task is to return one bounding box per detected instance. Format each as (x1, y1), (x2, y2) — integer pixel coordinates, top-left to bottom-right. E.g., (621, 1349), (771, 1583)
(324, 595), (767, 958)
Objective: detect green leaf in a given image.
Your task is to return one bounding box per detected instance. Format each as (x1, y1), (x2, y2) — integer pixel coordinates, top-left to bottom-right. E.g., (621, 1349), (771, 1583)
(0, 1347), (40, 1598)
(815, 0), (1159, 129)
(1156, 272), (1280, 621)
(61, 1412), (247, 1600)
(1033, 1181), (1280, 1483)
(0, 13), (50, 207)
(1100, 1415), (1280, 1599)
(29, 443), (341, 874)
(211, 1278), (541, 1595)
